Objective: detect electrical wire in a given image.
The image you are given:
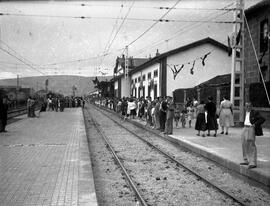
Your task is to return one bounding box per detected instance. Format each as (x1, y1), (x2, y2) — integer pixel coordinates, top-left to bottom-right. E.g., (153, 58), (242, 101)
(0, 39), (38, 69)
(40, 1), (236, 11)
(132, 2), (234, 57)
(0, 47), (46, 75)
(127, 0), (183, 47)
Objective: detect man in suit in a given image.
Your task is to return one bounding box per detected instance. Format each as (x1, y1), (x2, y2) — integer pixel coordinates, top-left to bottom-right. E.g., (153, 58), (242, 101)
(240, 102), (265, 169)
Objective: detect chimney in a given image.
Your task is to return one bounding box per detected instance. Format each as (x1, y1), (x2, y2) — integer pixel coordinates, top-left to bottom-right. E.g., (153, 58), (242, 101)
(156, 49), (160, 56)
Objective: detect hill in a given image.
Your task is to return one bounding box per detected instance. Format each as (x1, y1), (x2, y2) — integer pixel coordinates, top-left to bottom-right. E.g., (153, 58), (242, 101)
(0, 75), (112, 96)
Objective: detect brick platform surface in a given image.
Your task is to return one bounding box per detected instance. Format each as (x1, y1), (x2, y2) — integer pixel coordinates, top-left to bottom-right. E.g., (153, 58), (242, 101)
(0, 108), (97, 206)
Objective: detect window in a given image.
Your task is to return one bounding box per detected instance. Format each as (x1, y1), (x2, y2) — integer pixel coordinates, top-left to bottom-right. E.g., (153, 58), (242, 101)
(148, 72), (151, 79)
(260, 19), (268, 53)
(142, 74), (146, 81)
(154, 69), (158, 77)
(138, 76), (141, 82)
(135, 78), (137, 83)
(148, 85), (151, 97)
(131, 79), (134, 84)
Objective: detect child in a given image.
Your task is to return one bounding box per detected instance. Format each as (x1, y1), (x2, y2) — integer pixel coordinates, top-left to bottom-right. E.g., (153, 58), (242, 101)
(180, 108), (187, 128)
(174, 104), (181, 128)
(186, 104), (194, 128)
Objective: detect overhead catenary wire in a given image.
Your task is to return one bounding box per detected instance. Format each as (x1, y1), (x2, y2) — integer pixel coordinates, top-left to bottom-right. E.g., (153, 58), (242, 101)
(126, 0), (183, 47)
(98, 2), (125, 67)
(44, 1), (237, 11)
(132, 2), (234, 57)
(0, 12), (234, 24)
(98, 1), (135, 71)
(244, 12), (270, 106)
(0, 47), (46, 75)
(0, 39), (38, 69)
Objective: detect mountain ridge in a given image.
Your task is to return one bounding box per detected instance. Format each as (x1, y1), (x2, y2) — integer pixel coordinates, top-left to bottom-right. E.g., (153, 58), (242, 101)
(0, 75), (112, 96)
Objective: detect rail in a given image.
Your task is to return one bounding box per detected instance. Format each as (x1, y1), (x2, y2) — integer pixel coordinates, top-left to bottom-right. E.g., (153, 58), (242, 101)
(85, 109), (148, 206)
(93, 105), (248, 206)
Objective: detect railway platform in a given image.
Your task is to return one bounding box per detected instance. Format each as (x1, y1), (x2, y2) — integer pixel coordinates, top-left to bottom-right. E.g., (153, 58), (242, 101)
(0, 108), (97, 206)
(129, 116), (270, 189)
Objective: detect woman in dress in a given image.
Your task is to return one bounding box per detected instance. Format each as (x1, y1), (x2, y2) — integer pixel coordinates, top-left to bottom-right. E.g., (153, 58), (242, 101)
(219, 96), (234, 135)
(195, 101), (206, 137)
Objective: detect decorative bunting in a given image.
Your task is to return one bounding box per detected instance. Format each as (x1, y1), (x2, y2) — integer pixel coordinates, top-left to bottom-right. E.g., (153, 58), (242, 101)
(200, 52), (211, 66)
(168, 64), (184, 80)
(168, 51), (212, 79)
(190, 61), (195, 75)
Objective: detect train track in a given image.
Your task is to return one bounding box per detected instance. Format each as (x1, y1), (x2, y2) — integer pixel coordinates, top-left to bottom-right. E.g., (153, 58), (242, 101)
(85, 104), (248, 206)
(7, 107), (27, 119)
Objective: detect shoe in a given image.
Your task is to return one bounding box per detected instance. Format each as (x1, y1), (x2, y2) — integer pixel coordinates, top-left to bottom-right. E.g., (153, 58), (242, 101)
(220, 131), (224, 134)
(213, 134), (216, 137)
(196, 134), (200, 136)
(207, 134), (210, 136)
(202, 134), (205, 137)
(225, 132), (228, 135)
(248, 165), (257, 169)
(240, 162), (249, 165)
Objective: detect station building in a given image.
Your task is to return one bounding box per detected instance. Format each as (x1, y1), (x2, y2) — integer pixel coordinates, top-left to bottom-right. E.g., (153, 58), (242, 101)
(244, 0), (270, 126)
(112, 37), (231, 101)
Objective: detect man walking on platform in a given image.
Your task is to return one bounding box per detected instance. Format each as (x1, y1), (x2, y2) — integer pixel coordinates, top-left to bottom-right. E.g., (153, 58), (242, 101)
(240, 102), (265, 169)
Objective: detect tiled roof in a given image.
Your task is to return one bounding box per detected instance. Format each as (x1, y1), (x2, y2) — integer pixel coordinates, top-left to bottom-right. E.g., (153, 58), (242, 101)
(245, 0), (270, 16)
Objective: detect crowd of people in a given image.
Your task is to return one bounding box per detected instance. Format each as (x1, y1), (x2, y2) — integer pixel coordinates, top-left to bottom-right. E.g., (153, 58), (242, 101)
(27, 96), (86, 118)
(94, 95), (237, 137)
(94, 95), (266, 169)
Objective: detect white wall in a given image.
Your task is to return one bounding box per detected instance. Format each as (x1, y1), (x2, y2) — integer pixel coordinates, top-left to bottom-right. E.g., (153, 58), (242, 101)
(121, 77), (131, 98)
(114, 81), (118, 90)
(131, 63), (160, 99)
(166, 43), (231, 96)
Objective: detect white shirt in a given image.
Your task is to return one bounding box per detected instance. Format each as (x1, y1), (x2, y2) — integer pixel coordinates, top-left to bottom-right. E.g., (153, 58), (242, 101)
(244, 112), (252, 126)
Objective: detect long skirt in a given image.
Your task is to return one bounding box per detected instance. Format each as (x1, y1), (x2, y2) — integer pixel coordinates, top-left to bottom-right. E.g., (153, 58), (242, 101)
(195, 113), (206, 131)
(165, 118), (173, 134)
(206, 114), (218, 130)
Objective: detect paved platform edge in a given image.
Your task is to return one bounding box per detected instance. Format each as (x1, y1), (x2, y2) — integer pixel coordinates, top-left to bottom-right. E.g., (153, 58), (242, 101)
(130, 119), (270, 188)
(97, 106), (270, 188)
(79, 108), (98, 206)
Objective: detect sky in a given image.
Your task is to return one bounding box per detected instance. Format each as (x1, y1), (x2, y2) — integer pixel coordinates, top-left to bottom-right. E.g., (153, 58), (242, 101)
(0, 0), (261, 79)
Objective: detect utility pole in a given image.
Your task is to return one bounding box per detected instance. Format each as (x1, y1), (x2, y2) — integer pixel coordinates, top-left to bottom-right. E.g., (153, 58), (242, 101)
(230, 0), (245, 124)
(124, 46), (129, 79)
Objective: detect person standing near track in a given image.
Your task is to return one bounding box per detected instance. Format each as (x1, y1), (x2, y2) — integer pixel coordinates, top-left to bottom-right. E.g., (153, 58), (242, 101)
(0, 95), (9, 132)
(240, 102), (265, 169)
(164, 96), (174, 135)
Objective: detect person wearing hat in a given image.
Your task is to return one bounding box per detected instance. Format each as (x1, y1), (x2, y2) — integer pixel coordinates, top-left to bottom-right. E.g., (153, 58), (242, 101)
(240, 102), (265, 169)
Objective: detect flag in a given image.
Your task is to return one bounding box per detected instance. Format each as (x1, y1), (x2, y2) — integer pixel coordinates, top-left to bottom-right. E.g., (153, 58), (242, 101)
(227, 36), (232, 56)
(92, 76), (99, 85)
(200, 52), (211, 66)
(236, 26), (241, 45)
(190, 61), (195, 75)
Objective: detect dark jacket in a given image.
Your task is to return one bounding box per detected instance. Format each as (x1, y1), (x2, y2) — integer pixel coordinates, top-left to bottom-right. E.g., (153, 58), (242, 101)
(250, 110), (265, 136)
